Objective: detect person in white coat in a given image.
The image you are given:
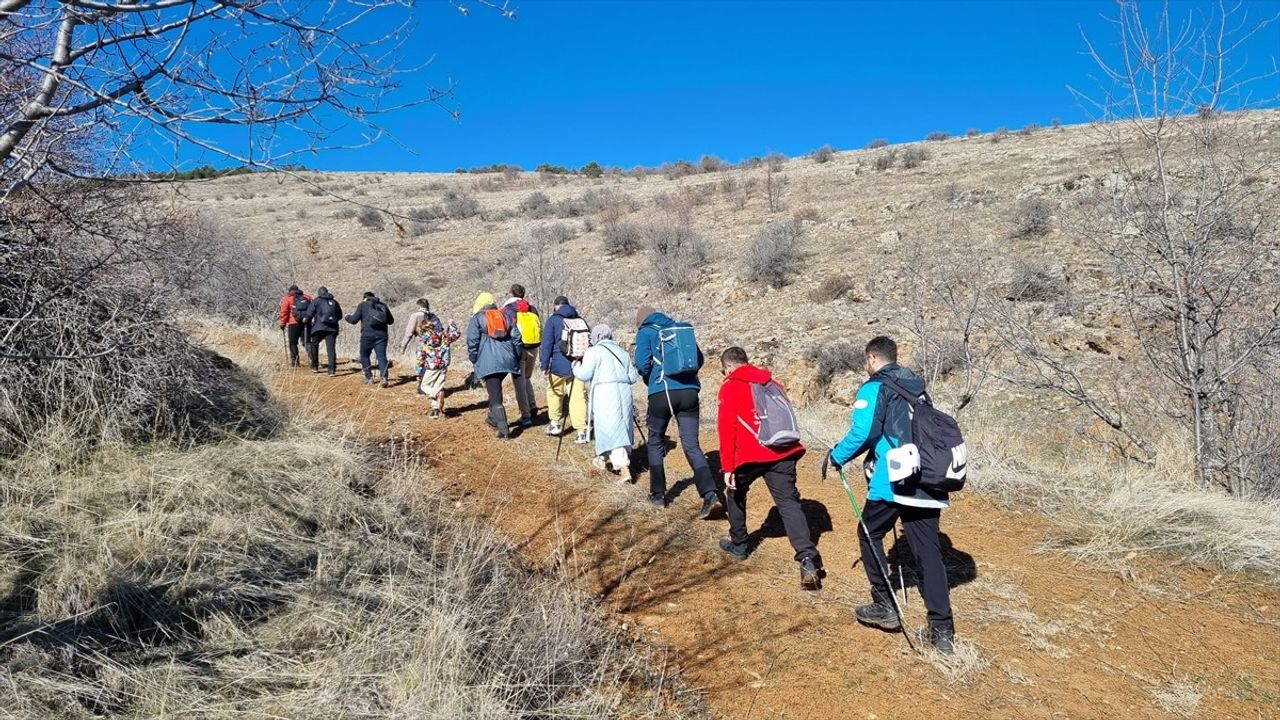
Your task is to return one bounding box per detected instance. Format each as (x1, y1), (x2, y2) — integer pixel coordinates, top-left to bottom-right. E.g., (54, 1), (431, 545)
(574, 324), (639, 475)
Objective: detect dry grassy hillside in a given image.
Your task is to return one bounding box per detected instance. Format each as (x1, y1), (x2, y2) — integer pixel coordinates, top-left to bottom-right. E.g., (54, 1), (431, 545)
(172, 114), (1280, 580)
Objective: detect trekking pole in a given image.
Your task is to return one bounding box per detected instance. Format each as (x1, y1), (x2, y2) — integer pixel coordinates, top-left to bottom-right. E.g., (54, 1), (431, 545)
(892, 524), (908, 612)
(633, 412), (647, 445)
(837, 467), (917, 653)
(555, 376), (574, 461)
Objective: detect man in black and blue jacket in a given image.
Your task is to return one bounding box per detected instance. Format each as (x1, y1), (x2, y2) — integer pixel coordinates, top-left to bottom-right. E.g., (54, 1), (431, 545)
(825, 335), (956, 654)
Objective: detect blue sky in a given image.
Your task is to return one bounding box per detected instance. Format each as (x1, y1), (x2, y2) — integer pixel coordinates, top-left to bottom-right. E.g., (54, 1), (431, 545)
(166, 0), (1280, 173)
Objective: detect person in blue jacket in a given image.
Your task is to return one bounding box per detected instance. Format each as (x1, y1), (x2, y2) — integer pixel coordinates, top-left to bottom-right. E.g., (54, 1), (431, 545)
(633, 306), (720, 518)
(822, 335), (956, 655)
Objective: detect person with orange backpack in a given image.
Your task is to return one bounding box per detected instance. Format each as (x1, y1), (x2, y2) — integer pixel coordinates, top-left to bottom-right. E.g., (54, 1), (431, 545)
(501, 284), (541, 427)
(466, 291), (523, 439)
(278, 284), (314, 368)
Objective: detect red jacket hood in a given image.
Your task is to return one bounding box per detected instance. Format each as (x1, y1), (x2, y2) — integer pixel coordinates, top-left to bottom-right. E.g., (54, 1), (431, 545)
(727, 365), (773, 385)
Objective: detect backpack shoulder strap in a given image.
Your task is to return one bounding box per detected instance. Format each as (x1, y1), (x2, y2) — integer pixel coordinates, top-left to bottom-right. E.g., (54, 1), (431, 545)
(876, 376), (922, 406)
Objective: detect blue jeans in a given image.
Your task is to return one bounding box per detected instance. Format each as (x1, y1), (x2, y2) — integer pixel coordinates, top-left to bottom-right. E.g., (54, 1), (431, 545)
(358, 336), (388, 380)
(646, 388), (715, 501)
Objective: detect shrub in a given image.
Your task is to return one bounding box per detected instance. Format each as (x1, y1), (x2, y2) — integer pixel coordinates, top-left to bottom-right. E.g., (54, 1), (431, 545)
(408, 206), (444, 222)
(520, 191), (552, 217)
(580, 160), (603, 178)
(1018, 122), (1041, 136)
(966, 128), (981, 138)
(535, 163), (569, 175)
(808, 144), (836, 163)
(304, 234), (320, 255)
(645, 219), (709, 291)
(381, 274), (426, 305)
(809, 273), (858, 302)
(660, 159), (698, 180)
(1051, 117), (1063, 130)
(356, 207), (385, 230)
(1007, 261), (1067, 302)
(332, 207), (358, 219)
(866, 138), (889, 149)
(806, 339), (864, 387)
(925, 130), (950, 142)
(295, 207), (308, 220)
(602, 220), (643, 257)
(503, 165), (522, 182)
(700, 154), (729, 173)
(765, 152), (786, 172)
(793, 205), (823, 223)
(900, 146), (930, 169)
(531, 222), (576, 245)
(304, 186), (325, 196)
(442, 190), (479, 219)
(1011, 196), (1053, 237)
(872, 150), (898, 171)
(991, 126), (1010, 143)
(744, 219), (805, 288)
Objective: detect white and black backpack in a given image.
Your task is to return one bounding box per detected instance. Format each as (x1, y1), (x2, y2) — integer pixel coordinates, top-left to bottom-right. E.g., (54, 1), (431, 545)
(739, 380), (801, 449)
(879, 377), (968, 492)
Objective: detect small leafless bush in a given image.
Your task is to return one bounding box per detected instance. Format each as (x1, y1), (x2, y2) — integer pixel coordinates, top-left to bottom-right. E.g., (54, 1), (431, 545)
(304, 235), (320, 255)
(332, 207), (358, 219)
(356, 207), (385, 230)
(872, 150), (897, 171)
(1010, 196), (1053, 237)
(866, 138), (889, 149)
(966, 128), (981, 137)
(304, 186), (325, 196)
(1051, 117), (1064, 130)
(602, 220), (643, 257)
(408, 206), (444, 222)
(900, 146), (930, 169)
(531, 222), (577, 245)
(1006, 261), (1067, 302)
(806, 340), (864, 388)
(991, 127), (1010, 143)
(520, 190), (552, 217)
(645, 219), (709, 291)
(925, 130), (950, 142)
(442, 190), (480, 219)
(809, 273), (858, 302)
(808, 144), (835, 163)
(1018, 122), (1041, 136)
(765, 152), (786, 172)
(744, 219), (805, 288)
(794, 206), (823, 223)
(381, 274), (427, 305)
(700, 154), (729, 172)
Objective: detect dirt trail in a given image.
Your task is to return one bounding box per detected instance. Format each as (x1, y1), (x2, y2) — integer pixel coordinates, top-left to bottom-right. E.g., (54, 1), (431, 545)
(216, 331), (1280, 720)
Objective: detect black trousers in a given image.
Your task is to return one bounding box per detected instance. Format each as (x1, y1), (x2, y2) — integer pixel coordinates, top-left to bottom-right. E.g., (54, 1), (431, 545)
(484, 373), (510, 438)
(725, 457), (817, 562)
(858, 499), (953, 630)
(358, 336), (389, 380)
(645, 388), (714, 501)
(309, 330), (337, 373)
(286, 324), (311, 366)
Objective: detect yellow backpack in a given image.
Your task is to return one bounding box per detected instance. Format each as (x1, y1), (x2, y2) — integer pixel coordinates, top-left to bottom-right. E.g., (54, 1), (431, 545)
(515, 303), (542, 345)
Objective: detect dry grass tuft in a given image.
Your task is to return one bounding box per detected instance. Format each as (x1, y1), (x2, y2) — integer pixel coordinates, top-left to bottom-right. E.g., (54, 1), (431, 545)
(0, 426), (694, 718)
(920, 637), (989, 685)
(1150, 678), (1203, 717)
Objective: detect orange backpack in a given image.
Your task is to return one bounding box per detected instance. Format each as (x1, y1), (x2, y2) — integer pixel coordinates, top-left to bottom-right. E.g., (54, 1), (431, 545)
(484, 309), (510, 339)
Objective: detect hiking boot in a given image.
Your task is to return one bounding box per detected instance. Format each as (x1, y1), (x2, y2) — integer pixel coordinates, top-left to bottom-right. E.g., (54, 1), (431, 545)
(719, 538), (749, 561)
(697, 492), (721, 519)
(429, 408), (441, 420)
(546, 422), (562, 436)
(575, 431), (590, 444)
(517, 416), (533, 428)
(485, 416), (498, 429)
(362, 376), (374, 385)
(327, 371), (336, 377)
(799, 557), (821, 591)
(379, 379), (389, 389)
(311, 368), (323, 374)
(647, 494), (666, 508)
(854, 602), (901, 631)
(916, 625), (955, 656)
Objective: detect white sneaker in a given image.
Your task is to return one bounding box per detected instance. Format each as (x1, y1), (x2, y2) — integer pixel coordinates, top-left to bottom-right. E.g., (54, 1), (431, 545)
(591, 456), (608, 471)
(546, 422), (562, 436)
(575, 431), (590, 444)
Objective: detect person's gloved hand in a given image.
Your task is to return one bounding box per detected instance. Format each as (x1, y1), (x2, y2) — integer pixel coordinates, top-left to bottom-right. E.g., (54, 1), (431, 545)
(820, 453), (841, 481)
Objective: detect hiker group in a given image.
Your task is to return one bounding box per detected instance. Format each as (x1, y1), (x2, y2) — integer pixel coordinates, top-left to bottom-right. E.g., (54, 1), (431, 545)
(278, 284), (967, 654)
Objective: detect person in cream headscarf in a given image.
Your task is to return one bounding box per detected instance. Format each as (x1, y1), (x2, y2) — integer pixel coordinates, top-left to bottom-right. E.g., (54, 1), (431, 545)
(574, 324), (639, 475)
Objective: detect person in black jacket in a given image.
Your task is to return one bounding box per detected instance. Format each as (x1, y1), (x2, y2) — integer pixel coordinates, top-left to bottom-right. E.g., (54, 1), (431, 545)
(304, 286), (343, 376)
(345, 291), (395, 387)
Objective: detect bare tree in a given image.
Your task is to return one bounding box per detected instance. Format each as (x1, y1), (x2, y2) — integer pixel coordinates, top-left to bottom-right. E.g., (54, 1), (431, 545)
(1070, 1), (1280, 494)
(0, 0), (515, 192)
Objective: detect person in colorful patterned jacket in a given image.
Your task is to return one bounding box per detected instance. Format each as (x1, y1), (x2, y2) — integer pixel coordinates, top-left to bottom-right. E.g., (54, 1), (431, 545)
(413, 300), (461, 419)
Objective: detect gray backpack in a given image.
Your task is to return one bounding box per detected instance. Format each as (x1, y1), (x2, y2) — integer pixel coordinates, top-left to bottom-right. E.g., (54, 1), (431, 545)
(739, 381), (802, 448)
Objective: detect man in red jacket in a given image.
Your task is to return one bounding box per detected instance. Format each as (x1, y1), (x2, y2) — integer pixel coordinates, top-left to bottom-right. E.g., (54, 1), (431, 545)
(716, 346), (820, 590)
(278, 284), (314, 368)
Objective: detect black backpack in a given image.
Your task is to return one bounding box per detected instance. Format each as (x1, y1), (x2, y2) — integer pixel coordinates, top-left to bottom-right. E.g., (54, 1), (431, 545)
(879, 377), (968, 493)
(316, 297), (339, 325)
(367, 301), (389, 326)
(292, 295), (312, 322)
